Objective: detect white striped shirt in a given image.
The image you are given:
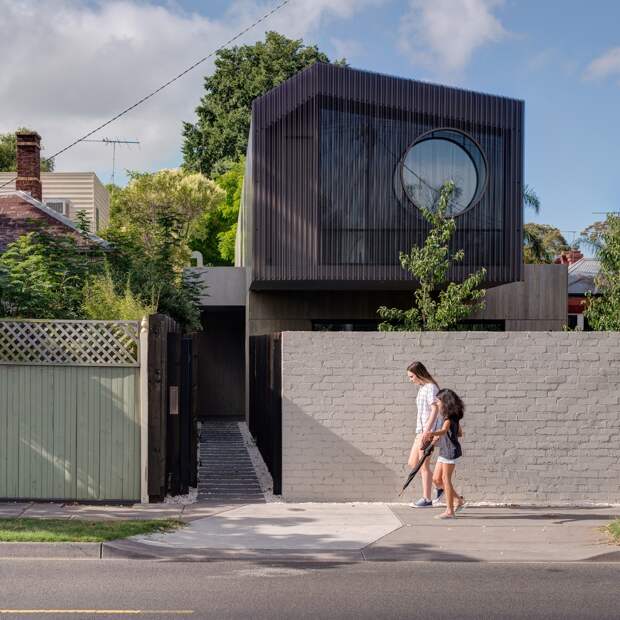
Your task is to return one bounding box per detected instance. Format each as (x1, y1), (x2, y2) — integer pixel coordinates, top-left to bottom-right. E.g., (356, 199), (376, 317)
(415, 382), (440, 433)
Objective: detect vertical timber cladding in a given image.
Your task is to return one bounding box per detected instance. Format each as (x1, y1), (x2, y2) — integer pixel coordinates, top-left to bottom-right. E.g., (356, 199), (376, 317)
(0, 320), (141, 502)
(250, 63), (524, 287)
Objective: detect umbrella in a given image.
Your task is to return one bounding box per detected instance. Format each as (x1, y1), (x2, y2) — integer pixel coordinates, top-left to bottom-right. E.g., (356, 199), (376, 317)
(398, 442), (434, 497)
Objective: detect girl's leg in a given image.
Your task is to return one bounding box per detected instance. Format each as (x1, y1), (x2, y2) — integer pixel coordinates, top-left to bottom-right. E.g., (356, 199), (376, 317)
(441, 464), (456, 516)
(432, 462), (444, 497)
(407, 435), (421, 469)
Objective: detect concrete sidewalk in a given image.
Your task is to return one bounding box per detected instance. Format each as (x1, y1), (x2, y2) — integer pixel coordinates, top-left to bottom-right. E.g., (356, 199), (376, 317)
(110, 504), (620, 563)
(1, 502), (618, 563)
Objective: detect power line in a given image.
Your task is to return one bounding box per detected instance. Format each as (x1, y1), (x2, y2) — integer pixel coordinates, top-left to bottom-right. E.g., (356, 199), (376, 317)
(0, 0), (292, 190)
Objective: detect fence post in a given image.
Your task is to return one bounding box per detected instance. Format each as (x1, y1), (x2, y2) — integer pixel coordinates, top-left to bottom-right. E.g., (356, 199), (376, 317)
(139, 316), (149, 504)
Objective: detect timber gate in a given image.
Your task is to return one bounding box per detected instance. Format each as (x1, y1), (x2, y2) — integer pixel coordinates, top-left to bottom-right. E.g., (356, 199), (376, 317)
(249, 333), (282, 494)
(147, 314), (197, 500)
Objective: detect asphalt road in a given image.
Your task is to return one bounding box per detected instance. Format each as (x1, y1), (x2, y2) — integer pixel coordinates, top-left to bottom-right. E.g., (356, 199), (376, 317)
(0, 560), (618, 619)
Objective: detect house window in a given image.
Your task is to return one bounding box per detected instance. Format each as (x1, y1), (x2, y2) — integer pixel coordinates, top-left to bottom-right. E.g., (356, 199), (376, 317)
(312, 320), (379, 332)
(95, 208), (100, 232)
(401, 129), (487, 217)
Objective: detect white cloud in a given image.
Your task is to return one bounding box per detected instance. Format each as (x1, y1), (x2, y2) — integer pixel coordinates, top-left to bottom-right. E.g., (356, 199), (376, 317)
(330, 37), (364, 61)
(398, 0), (508, 75)
(584, 47), (620, 81)
(0, 0), (380, 184)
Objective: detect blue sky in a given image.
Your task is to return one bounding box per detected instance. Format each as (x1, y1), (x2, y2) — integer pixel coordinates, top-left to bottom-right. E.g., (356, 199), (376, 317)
(2, 0), (619, 242)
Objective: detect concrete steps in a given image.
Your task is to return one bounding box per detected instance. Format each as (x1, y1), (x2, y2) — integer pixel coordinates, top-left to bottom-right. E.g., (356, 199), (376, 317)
(197, 419), (265, 504)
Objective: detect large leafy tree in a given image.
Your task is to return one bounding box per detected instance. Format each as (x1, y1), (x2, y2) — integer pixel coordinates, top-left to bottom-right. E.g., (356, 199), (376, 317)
(102, 169), (223, 328)
(377, 182), (486, 331)
(189, 159), (244, 265)
(583, 214), (620, 330)
(0, 129), (54, 172)
(182, 32), (335, 176)
(579, 220), (609, 252)
(523, 223), (569, 264)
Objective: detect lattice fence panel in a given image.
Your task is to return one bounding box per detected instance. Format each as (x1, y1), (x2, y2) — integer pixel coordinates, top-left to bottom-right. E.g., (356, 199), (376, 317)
(0, 320), (140, 366)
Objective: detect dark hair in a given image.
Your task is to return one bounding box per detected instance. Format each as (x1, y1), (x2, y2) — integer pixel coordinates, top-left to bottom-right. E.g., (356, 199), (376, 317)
(435, 388), (464, 422)
(406, 361), (438, 386)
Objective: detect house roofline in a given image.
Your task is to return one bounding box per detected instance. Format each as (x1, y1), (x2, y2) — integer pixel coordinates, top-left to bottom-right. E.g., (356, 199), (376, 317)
(0, 190), (110, 248)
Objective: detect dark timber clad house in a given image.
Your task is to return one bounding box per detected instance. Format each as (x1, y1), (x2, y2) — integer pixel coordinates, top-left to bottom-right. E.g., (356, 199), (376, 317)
(190, 63), (567, 420)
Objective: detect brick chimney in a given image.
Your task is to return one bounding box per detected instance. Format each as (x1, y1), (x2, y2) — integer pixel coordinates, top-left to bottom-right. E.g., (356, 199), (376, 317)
(555, 249), (584, 265)
(15, 131), (42, 202)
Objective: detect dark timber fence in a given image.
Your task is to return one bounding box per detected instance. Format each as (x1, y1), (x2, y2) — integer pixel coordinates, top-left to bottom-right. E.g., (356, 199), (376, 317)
(249, 333), (282, 494)
(147, 314), (197, 500)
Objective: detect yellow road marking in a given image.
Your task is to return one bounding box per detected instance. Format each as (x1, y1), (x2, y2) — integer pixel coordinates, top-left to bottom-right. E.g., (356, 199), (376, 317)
(0, 611), (193, 616)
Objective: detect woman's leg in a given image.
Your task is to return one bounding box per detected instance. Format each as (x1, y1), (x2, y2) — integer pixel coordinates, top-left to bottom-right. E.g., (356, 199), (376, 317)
(407, 435), (421, 469)
(441, 464), (456, 516)
(420, 458), (432, 500)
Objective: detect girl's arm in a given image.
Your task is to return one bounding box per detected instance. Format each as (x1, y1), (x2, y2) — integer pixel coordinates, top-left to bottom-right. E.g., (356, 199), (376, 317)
(428, 419), (450, 438)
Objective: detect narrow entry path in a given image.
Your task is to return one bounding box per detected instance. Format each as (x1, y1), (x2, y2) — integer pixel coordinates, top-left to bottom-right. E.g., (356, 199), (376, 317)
(197, 419), (265, 504)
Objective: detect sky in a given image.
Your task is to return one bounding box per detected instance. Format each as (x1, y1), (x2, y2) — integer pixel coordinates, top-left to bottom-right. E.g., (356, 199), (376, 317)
(1, 0), (619, 242)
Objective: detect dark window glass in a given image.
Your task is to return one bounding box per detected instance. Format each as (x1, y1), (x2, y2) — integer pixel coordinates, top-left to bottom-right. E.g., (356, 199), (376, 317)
(312, 320), (379, 332)
(455, 320), (505, 331)
(401, 130), (487, 216)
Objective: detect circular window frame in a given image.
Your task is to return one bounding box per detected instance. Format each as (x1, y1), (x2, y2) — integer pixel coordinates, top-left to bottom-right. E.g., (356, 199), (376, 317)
(399, 127), (489, 218)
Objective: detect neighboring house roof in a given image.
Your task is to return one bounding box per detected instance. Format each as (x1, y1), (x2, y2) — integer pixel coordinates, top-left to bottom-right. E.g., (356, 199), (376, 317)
(0, 190), (109, 252)
(567, 257), (600, 296)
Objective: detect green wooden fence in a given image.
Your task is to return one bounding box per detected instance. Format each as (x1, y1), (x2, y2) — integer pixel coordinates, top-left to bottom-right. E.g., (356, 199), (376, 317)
(0, 320), (146, 502)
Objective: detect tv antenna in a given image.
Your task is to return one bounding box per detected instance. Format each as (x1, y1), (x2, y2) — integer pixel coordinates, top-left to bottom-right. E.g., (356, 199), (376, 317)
(82, 137), (140, 185)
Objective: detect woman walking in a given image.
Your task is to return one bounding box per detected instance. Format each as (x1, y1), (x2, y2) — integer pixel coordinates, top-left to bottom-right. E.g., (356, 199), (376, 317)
(406, 361), (441, 508)
(423, 388), (465, 519)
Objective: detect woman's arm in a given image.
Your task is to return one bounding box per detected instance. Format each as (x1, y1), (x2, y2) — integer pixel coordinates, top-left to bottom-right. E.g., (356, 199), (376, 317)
(423, 401), (439, 435)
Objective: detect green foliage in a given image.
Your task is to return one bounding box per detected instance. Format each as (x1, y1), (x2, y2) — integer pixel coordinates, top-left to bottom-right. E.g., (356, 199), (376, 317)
(0, 229), (100, 318)
(0, 129), (54, 172)
(103, 169), (222, 329)
(82, 268), (158, 321)
(182, 31), (336, 176)
(523, 184), (540, 214)
(378, 181), (486, 331)
(189, 159), (244, 265)
(523, 223), (569, 264)
(584, 214), (620, 331)
(579, 220), (608, 252)
(74, 209), (91, 234)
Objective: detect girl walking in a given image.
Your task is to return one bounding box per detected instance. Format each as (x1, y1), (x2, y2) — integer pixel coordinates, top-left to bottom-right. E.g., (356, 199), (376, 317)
(423, 388), (465, 519)
(406, 362), (441, 507)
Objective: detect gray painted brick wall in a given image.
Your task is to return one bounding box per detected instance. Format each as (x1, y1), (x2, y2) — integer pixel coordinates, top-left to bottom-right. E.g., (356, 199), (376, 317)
(281, 332), (620, 504)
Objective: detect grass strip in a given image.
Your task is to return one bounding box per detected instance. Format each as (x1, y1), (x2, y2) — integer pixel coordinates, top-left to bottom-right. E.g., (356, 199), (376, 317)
(0, 518), (184, 543)
(607, 519), (620, 544)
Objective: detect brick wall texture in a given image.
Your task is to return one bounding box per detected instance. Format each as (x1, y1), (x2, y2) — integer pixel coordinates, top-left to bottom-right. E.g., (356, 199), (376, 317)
(281, 331), (620, 504)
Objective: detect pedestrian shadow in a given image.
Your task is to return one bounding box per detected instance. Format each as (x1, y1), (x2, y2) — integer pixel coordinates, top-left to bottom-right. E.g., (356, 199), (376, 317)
(457, 510), (619, 525)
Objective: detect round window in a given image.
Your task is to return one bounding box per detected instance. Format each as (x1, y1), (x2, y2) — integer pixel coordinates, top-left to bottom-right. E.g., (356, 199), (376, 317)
(400, 129), (487, 216)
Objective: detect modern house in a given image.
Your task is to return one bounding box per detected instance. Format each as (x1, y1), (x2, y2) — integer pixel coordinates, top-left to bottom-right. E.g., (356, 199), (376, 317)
(0, 132), (108, 251)
(0, 159), (109, 233)
(189, 63), (567, 420)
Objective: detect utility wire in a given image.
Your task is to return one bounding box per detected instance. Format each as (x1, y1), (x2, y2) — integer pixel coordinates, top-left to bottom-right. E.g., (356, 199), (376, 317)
(0, 0), (292, 190)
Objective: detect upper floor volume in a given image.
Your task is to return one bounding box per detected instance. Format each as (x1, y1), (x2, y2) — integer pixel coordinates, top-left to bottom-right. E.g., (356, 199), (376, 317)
(237, 62), (524, 290)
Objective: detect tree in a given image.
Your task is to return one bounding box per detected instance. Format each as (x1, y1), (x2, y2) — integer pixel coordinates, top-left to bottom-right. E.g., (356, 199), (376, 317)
(523, 184), (540, 213)
(0, 229), (100, 318)
(189, 159), (244, 265)
(182, 32), (336, 176)
(523, 223), (569, 264)
(377, 181), (486, 331)
(579, 220), (609, 252)
(103, 168), (223, 328)
(0, 129), (54, 172)
(583, 214), (620, 330)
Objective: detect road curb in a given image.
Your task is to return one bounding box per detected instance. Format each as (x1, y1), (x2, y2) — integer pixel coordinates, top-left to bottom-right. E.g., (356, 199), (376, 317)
(0, 542), (101, 559)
